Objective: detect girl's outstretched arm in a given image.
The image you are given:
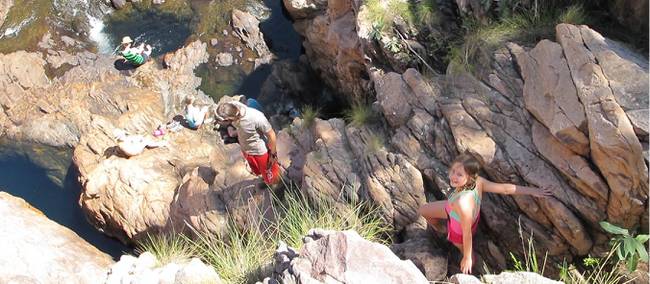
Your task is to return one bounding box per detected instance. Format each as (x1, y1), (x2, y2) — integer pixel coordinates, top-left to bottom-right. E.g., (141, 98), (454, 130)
(478, 177), (554, 197)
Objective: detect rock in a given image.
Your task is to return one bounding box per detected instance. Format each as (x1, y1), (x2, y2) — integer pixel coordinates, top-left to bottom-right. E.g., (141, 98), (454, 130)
(282, 0), (327, 19)
(481, 271), (563, 284)
(391, 220), (447, 281)
(510, 40), (589, 156)
(449, 273), (482, 284)
(245, 0), (271, 21)
(0, 51), (49, 90)
(61, 35), (78, 47)
(578, 26), (649, 138)
(105, 254), (222, 284)
(231, 9), (272, 68)
(175, 258), (222, 284)
(556, 24), (648, 228)
(216, 52), (234, 67)
(111, 0), (126, 9)
(286, 0), (367, 101)
(289, 230), (429, 283)
(374, 72), (413, 128)
(0, 192), (113, 283)
(0, 0), (14, 27)
(210, 38), (219, 46)
(280, 118), (425, 232)
(608, 0), (649, 35)
(153, 0), (164, 4)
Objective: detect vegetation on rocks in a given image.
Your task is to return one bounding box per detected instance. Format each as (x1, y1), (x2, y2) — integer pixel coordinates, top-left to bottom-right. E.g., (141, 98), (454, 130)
(447, 2), (587, 73)
(136, 182), (390, 284)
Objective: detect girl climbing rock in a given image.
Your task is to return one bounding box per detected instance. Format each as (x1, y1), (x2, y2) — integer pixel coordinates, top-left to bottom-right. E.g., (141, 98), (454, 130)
(418, 154), (554, 274)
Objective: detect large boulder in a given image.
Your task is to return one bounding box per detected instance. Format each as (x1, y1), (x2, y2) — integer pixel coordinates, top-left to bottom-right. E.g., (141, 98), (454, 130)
(450, 271), (562, 284)
(270, 229), (429, 283)
(0, 192), (113, 283)
(277, 117), (426, 232)
(364, 23), (648, 274)
(104, 252), (222, 284)
(556, 24), (648, 228)
(283, 0), (368, 102)
(231, 9), (273, 68)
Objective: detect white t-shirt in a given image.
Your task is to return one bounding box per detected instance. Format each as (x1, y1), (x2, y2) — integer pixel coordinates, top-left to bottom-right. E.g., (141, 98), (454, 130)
(186, 104), (209, 128)
(232, 102), (272, 155)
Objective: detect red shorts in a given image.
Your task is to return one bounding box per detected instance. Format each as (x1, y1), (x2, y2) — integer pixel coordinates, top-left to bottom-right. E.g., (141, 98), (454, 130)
(243, 151), (279, 185)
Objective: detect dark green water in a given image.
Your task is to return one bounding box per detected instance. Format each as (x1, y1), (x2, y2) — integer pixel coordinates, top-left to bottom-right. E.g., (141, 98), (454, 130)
(103, 9), (192, 57)
(0, 141), (129, 259)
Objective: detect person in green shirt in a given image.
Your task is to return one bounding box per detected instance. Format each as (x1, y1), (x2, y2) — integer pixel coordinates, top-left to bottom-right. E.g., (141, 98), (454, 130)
(119, 36), (152, 66)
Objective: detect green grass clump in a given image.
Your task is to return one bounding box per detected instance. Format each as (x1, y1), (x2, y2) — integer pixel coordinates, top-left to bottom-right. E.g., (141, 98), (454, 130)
(301, 106), (320, 128)
(273, 184), (391, 248)
(135, 233), (196, 267)
(135, 181), (391, 284)
(186, 222), (272, 284)
(447, 3), (588, 73)
(344, 103), (375, 127)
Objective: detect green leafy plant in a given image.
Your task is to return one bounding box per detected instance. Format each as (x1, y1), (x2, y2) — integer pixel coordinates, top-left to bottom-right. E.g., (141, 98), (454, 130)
(600, 221), (649, 272)
(384, 36), (402, 53)
(558, 245), (632, 284)
(583, 256), (600, 268)
(509, 219), (548, 274)
(369, 21), (384, 40)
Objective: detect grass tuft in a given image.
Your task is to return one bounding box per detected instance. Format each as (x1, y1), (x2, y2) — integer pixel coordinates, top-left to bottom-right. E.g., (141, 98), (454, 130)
(344, 103), (376, 127)
(135, 233), (196, 267)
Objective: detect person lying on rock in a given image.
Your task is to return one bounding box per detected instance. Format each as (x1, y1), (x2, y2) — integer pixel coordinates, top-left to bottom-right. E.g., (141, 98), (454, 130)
(417, 154), (553, 274)
(114, 129), (167, 158)
(184, 96), (212, 130)
(216, 100), (279, 185)
(119, 36), (152, 67)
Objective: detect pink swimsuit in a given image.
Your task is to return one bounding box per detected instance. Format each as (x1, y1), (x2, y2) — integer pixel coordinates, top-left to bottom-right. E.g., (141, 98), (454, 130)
(445, 188), (481, 245)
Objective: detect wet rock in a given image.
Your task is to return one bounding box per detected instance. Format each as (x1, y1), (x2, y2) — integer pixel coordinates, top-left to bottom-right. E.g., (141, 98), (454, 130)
(284, 0), (367, 101)
(282, 0), (327, 19)
(104, 253), (222, 284)
(231, 9), (272, 68)
(245, 0), (271, 21)
(0, 192), (113, 283)
(215, 52), (234, 66)
(111, 0), (127, 9)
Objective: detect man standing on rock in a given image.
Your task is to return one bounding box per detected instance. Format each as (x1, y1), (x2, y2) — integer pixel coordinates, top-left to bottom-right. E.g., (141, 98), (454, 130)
(216, 101), (279, 185)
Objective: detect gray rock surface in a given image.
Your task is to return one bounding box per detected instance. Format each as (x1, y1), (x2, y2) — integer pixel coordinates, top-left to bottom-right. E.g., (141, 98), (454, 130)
(0, 192), (113, 283)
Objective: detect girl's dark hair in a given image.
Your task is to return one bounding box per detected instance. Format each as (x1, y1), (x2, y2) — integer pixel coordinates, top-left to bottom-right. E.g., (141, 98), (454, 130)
(452, 153), (481, 190)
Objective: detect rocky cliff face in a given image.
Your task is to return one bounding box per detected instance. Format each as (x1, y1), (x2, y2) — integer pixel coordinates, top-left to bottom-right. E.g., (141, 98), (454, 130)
(367, 23), (648, 273)
(0, 192), (114, 283)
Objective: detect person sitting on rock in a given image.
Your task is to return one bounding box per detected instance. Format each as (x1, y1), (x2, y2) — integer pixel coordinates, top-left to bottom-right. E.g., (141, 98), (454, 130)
(184, 96), (212, 130)
(216, 100), (279, 185)
(119, 36), (152, 67)
(417, 154), (554, 274)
